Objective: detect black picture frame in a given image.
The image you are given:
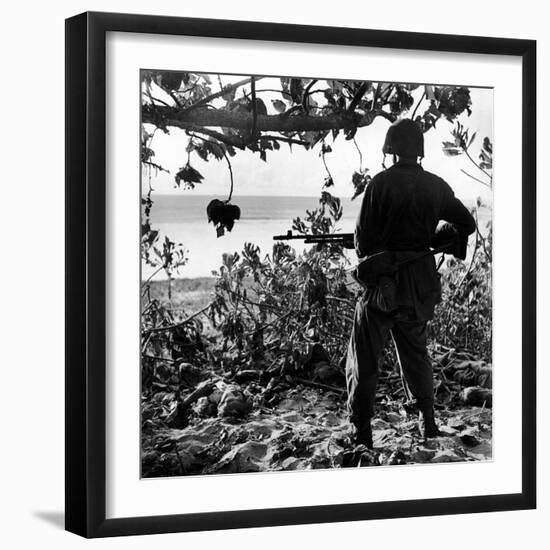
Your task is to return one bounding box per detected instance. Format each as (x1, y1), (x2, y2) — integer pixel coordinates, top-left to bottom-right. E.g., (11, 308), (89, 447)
(65, 11), (536, 538)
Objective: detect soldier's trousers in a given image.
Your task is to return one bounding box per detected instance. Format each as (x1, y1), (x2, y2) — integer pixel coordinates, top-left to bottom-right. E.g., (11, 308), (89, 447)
(345, 293), (435, 429)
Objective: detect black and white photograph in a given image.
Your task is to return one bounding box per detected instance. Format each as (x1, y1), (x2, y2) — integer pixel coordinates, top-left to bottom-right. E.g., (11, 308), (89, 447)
(140, 70), (493, 477)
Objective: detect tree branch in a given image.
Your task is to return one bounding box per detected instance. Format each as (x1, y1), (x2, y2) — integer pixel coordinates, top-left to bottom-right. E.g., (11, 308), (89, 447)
(464, 149), (493, 181)
(145, 105), (393, 133)
(223, 151), (234, 202)
(168, 90), (183, 108)
(142, 92), (172, 108)
(352, 137), (363, 171)
(187, 132), (236, 201)
(460, 168), (491, 188)
(142, 160), (169, 173)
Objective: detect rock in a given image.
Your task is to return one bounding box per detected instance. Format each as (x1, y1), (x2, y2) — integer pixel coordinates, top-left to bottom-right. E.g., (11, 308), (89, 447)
(217, 385), (250, 418)
(461, 386), (492, 407)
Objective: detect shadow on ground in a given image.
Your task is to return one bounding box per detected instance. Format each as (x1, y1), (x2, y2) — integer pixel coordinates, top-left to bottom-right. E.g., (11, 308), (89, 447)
(33, 511), (65, 530)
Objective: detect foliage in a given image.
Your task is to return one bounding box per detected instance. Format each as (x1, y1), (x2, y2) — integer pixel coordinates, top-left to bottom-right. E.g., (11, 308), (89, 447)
(208, 191), (357, 373)
(415, 86), (472, 132)
(442, 121), (477, 156)
(442, 121), (493, 188)
(429, 212), (493, 361)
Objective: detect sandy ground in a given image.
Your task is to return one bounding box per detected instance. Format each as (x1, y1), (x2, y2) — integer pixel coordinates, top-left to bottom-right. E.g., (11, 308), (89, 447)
(142, 381), (492, 477)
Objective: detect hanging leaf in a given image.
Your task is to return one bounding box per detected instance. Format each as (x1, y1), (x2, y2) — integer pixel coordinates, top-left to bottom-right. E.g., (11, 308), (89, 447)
(207, 199), (241, 237)
(175, 163), (204, 188)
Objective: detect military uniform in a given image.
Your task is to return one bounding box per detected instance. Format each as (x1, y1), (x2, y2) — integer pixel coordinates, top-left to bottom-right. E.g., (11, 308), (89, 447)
(346, 159), (476, 433)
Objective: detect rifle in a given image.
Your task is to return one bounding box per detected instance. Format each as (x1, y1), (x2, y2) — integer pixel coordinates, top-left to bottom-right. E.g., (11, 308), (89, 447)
(273, 230), (354, 247)
(274, 228), (459, 287)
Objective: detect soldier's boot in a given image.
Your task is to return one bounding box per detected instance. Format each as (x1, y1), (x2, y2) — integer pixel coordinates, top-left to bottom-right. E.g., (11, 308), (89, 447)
(355, 420), (373, 449)
(420, 408), (440, 438)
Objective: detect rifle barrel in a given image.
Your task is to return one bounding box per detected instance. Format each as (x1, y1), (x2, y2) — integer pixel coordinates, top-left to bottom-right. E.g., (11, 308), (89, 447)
(273, 232), (353, 242)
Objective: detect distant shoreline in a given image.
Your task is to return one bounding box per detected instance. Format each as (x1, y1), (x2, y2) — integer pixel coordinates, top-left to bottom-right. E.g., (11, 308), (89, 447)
(145, 277), (216, 311)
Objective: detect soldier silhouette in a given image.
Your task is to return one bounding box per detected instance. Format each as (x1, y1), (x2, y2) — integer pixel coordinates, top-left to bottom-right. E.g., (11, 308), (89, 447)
(346, 118), (476, 448)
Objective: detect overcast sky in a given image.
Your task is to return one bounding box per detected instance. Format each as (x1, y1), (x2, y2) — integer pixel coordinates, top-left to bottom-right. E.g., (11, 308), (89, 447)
(143, 78), (493, 204)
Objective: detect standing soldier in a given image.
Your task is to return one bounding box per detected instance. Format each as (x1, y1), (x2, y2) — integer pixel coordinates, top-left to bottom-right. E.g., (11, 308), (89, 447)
(346, 118), (476, 448)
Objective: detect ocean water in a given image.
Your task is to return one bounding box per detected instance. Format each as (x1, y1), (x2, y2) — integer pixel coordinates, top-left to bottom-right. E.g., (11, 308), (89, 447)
(144, 195), (361, 279)
(143, 194), (490, 280)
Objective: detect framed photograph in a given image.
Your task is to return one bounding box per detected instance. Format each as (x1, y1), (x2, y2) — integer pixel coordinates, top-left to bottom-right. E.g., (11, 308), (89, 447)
(65, 11), (536, 538)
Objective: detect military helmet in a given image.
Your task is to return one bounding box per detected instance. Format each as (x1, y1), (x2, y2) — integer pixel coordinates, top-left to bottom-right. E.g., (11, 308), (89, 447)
(382, 118), (424, 158)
